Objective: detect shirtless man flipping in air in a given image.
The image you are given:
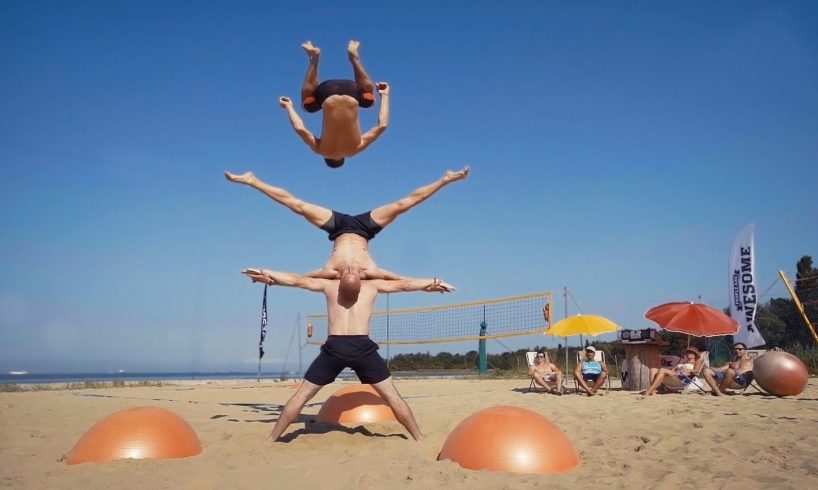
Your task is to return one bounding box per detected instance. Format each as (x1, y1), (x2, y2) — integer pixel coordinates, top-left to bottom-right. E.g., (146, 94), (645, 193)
(280, 40), (389, 168)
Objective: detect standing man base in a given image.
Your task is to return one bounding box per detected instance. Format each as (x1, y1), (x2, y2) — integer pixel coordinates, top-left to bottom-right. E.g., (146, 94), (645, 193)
(242, 267), (454, 442)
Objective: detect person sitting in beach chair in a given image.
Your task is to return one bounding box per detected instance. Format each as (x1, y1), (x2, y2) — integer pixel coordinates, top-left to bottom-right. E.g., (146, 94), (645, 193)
(703, 342), (755, 396)
(574, 346), (608, 396)
(527, 351), (563, 395)
(644, 347), (706, 396)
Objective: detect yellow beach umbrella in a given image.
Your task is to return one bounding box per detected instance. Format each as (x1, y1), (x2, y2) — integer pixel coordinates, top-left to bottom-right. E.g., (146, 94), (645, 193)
(545, 314), (621, 337)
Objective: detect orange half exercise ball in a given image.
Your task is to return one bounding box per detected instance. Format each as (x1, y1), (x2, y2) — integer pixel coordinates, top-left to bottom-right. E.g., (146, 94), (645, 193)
(66, 406), (202, 465)
(316, 384), (397, 425)
(753, 351), (809, 397)
(438, 405), (579, 474)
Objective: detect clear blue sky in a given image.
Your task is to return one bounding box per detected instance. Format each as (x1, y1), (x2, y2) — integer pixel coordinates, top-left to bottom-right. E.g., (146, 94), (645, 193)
(1, 1), (816, 373)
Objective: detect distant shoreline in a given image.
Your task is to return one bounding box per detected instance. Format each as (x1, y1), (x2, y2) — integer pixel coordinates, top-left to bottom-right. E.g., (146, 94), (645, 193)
(0, 369), (488, 390)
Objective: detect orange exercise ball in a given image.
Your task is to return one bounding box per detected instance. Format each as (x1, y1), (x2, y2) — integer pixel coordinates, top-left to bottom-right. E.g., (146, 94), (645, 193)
(753, 351), (809, 397)
(316, 384), (397, 425)
(438, 405), (579, 474)
(66, 406), (202, 465)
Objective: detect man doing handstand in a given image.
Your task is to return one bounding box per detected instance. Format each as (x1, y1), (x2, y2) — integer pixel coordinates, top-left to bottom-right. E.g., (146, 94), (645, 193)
(224, 167), (469, 281)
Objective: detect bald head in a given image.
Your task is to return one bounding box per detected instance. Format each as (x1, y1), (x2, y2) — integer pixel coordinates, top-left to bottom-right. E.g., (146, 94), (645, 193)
(339, 267), (361, 301)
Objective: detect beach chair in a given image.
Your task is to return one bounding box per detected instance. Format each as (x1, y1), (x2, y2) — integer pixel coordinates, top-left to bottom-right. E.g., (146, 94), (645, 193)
(573, 350), (611, 395)
(526, 351), (563, 393)
(661, 351), (709, 394)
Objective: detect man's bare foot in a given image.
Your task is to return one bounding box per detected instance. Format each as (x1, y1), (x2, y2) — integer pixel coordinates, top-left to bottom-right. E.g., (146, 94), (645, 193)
(302, 41), (320, 59)
(710, 390), (724, 396)
(224, 171), (256, 185)
(444, 166), (470, 183)
(347, 40), (360, 59)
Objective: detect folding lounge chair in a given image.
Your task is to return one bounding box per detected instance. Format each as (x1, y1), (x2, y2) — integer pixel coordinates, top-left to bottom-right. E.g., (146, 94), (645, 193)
(573, 349), (611, 395)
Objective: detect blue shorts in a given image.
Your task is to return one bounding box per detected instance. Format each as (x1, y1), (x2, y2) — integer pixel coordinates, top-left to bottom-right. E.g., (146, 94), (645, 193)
(714, 370), (752, 387)
(582, 373), (601, 383)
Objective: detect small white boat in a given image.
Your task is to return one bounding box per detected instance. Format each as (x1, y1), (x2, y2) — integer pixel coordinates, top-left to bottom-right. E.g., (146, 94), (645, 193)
(8, 371), (28, 375)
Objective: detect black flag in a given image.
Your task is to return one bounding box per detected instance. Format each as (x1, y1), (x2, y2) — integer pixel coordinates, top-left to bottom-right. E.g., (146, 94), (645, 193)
(259, 284), (268, 359)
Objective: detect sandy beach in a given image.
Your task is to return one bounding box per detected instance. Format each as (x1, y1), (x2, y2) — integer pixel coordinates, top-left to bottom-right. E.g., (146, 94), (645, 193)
(2, 377), (817, 489)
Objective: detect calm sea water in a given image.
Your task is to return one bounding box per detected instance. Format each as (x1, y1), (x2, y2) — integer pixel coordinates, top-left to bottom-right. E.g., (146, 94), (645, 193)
(0, 372), (297, 385)
(1, 370), (478, 385)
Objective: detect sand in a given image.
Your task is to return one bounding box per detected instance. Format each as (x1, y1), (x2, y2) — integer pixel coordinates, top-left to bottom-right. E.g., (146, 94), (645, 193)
(2, 377), (817, 489)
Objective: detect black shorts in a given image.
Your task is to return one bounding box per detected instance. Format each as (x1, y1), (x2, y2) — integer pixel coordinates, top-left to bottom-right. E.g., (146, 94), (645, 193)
(304, 335), (390, 385)
(303, 79), (375, 113)
(320, 210), (383, 241)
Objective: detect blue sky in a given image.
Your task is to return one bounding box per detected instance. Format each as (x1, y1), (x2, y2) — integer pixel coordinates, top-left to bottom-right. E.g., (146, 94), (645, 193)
(1, 1), (816, 373)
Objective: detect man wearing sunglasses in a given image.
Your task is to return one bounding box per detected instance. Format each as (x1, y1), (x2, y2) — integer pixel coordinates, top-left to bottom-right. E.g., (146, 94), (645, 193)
(529, 351), (563, 395)
(703, 342), (755, 396)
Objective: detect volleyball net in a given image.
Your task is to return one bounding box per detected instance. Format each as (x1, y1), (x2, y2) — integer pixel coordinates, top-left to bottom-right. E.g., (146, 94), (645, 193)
(305, 291), (553, 346)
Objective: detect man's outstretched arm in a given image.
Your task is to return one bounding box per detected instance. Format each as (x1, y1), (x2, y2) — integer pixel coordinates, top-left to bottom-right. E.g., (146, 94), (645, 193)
(242, 268), (325, 292)
(279, 97), (319, 153)
(371, 276), (455, 294)
(355, 82), (389, 153)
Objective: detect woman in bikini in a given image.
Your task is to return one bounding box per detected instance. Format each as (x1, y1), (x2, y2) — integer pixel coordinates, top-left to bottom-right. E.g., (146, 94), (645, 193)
(644, 346), (703, 396)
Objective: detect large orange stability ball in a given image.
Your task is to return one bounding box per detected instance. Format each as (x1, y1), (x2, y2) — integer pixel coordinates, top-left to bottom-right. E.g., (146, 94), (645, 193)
(316, 384), (397, 425)
(438, 405), (579, 474)
(66, 406), (202, 465)
(753, 351), (809, 397)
